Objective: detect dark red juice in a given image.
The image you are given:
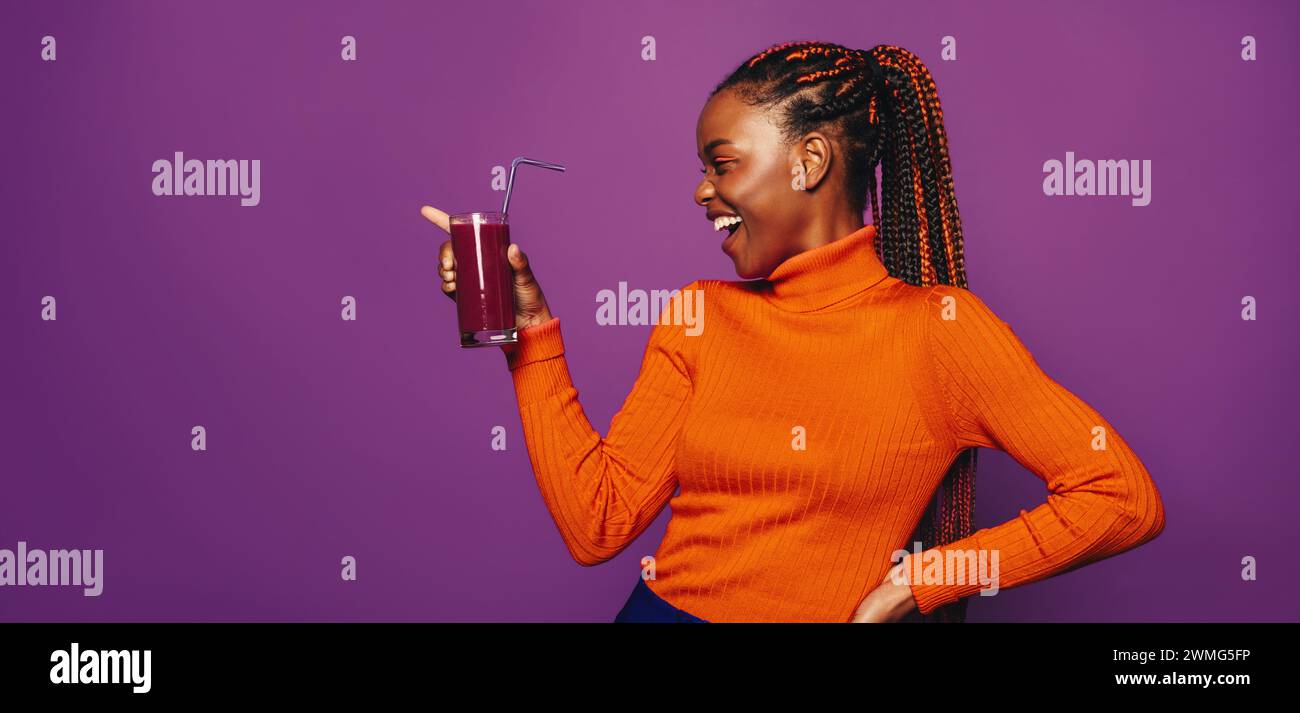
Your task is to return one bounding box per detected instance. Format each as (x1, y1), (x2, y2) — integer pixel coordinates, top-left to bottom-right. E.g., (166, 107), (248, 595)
(449, 217), (516, 347)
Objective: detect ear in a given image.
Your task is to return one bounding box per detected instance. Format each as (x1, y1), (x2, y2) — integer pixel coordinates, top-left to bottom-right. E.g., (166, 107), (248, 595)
(797, 132), (834, 191)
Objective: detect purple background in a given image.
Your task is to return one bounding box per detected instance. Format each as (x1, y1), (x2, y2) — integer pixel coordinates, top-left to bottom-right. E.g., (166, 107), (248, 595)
(3, 0), (1297, 622)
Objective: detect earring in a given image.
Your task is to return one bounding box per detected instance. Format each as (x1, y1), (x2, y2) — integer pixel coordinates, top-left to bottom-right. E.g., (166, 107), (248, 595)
(790, 163), (807, 191)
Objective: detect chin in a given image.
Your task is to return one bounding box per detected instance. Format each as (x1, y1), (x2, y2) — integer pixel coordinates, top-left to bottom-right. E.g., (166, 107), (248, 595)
(732, 259), (762, 280)
(726, 230), (761, 279)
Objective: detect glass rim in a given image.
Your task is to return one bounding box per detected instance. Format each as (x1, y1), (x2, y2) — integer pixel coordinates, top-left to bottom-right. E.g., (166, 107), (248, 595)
(449, 210), (508, 223)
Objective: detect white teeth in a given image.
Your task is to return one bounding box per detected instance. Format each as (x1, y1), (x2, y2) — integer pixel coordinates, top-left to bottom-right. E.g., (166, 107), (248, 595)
(713, 215), (743, 231)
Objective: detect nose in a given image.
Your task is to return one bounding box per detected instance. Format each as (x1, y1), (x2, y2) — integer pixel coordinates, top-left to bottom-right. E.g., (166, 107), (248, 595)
(694, 177), (716, 208)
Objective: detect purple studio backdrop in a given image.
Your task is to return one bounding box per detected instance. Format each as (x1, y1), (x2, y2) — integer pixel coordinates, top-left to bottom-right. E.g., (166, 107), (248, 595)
(3, 0), (1298, 622)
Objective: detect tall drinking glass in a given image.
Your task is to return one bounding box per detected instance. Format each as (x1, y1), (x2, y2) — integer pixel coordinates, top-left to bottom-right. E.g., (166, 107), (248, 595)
(449, 211), (516, 347)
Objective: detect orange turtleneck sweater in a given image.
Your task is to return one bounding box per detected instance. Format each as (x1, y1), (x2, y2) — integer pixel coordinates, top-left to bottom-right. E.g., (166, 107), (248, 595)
(502, 223), (1166, 622)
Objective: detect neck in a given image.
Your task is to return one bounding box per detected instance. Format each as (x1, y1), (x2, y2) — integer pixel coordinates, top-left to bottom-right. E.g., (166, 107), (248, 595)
(786, 211), (867, 257)
(762, 223), (891, 312)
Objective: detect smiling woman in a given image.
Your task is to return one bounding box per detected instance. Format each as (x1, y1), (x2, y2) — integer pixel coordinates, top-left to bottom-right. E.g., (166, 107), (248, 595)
(691, 46), (893, 281)
(436, 41), (1165, 623)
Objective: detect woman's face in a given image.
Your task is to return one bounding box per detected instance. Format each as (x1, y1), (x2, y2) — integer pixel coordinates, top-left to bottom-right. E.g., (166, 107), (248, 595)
(695, 88), (821, 279)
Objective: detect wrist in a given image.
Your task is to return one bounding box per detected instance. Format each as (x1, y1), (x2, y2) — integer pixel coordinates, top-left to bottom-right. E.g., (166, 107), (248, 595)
(518, 309), (554, 331)
(885, 561), (918, 616)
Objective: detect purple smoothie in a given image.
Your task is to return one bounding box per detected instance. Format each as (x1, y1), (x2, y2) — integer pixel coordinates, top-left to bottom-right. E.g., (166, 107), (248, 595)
(449, 213), (516, 347)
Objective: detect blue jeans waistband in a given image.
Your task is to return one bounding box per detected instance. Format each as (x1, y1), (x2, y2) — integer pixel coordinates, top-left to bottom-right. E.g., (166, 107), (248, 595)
(614, 577), (710, 623)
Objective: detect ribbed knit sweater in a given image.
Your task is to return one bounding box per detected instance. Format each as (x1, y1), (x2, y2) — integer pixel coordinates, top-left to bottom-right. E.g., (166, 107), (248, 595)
(503, 223), (1166, 623)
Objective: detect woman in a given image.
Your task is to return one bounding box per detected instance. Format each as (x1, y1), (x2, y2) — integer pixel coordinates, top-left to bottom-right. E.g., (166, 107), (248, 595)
(420, 42), (1165, 623)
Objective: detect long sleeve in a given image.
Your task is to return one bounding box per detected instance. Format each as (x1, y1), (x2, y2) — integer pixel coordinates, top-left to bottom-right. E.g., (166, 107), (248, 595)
(502, 282), (699, 566)
(904, 285), (1166, 615)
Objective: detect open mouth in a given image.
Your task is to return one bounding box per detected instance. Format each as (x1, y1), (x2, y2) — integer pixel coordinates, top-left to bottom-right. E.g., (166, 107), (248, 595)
(719, 218), (744, 253)
(714, 215), (743, 237)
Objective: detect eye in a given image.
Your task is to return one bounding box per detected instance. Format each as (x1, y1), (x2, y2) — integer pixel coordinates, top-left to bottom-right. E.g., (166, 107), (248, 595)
(700, 159), (735, 176)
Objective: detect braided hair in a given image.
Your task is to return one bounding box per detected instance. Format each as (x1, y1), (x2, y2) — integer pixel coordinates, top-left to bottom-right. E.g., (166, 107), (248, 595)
(712, 42), (975, 623)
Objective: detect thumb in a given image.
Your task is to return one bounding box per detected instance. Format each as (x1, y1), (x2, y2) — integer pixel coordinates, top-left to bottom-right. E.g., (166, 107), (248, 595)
(508, 244), (536, 287)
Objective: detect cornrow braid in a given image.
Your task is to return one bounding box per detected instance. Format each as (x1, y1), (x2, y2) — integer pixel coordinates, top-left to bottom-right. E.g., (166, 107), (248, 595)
(712, 42), (974, 623)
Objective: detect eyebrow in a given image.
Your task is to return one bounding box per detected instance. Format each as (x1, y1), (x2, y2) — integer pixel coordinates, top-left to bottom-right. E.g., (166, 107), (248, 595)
(697, 138), (735, 159)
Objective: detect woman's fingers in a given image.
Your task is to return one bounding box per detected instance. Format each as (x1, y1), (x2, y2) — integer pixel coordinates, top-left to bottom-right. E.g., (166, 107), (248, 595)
(439, 261), (457, 298)
(438, 240), (454, 269)
(420, 205), (451, 234)
(423, 205), (456, 301)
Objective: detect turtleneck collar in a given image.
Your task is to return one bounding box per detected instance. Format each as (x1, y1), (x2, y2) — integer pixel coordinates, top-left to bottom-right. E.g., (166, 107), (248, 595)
(762, 223), (891, 312)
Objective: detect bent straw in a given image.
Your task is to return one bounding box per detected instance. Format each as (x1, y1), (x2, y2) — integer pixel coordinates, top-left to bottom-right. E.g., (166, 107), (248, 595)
(502, 156), (566, 216)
